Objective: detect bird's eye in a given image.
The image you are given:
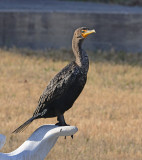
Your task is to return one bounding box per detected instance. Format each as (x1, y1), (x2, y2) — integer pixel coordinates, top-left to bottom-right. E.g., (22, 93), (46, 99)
(81, 30), (85, 33)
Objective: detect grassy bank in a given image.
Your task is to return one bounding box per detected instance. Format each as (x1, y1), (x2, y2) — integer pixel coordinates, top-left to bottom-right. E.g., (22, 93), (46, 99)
(0, 49), (142, 159)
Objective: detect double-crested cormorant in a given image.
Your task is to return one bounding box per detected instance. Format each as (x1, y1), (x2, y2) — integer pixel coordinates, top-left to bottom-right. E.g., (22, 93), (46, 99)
(13, 27), (96, 133)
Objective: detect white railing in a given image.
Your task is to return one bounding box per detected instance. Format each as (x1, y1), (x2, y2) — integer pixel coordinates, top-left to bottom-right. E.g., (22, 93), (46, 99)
(0, 125), (78, 160)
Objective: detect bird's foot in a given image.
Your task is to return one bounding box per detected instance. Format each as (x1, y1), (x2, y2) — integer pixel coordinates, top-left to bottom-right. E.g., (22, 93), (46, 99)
(64, 135), (73, 139)
(55, 122), (73, 139)
(55, 122), (69, 126)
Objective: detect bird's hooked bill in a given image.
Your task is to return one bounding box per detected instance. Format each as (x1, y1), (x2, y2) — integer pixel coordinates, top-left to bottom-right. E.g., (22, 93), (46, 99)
(82, 29), (96, 38)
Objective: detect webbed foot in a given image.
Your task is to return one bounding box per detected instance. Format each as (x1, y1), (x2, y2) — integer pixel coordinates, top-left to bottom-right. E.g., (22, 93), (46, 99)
(64, 135), (73, 140)
(55, 122), (68, 126)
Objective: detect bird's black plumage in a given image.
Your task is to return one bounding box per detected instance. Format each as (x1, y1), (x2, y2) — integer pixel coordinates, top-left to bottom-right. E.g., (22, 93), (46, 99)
(13, 27), (95, 133)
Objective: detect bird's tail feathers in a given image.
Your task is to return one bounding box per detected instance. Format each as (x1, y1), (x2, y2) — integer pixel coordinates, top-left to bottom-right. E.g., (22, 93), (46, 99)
(12, 117), (34, 133)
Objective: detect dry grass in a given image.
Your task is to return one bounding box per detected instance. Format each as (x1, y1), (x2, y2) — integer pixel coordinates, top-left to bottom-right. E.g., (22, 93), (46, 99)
(0, 48), (142, 160)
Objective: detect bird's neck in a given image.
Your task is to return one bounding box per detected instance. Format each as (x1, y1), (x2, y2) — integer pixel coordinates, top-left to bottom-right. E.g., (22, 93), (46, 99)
(72, 37), (89, 72)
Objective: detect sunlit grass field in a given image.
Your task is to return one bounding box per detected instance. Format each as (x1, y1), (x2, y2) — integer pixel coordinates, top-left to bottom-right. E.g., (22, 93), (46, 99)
(0, 48), (142, 160)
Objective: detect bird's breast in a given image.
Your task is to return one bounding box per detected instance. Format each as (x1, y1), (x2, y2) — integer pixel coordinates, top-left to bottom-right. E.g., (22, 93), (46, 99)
(63, 73), (87, 110)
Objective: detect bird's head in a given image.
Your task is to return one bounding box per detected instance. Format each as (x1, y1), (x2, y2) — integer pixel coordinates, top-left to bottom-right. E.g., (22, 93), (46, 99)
(74, 27), (96, 40)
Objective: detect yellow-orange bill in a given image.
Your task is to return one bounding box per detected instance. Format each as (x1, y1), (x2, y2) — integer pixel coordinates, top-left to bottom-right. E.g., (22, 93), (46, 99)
(82, 29), (96, 38)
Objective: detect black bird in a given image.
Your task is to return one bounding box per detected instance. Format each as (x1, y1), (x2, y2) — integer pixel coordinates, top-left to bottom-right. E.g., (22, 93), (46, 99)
(13, 27), (96, 133)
